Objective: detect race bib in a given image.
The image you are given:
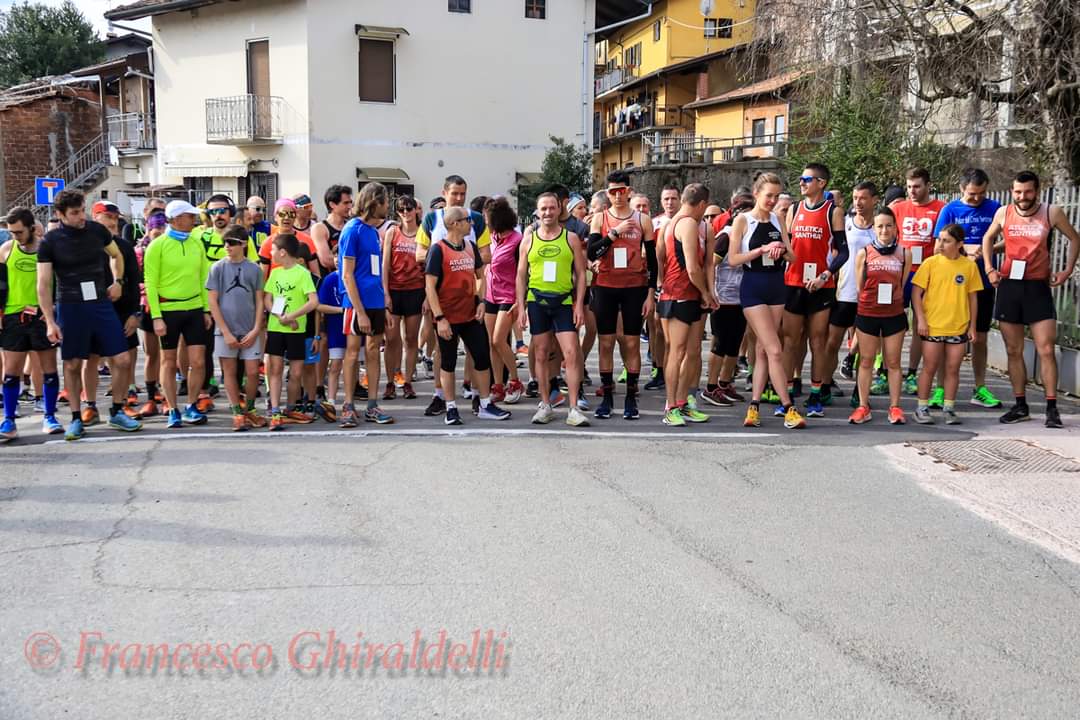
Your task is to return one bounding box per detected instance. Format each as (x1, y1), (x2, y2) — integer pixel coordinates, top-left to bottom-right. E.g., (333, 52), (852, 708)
(613, 247), (628, 269)
(802, 262), (817, 283)
(271, 296), (286, 316)
(911, 246), (923, 265)
(80, 281), (98, 301)
(877, 283), (893, 305)
(1009, 259), (1026, 280)
(371, 255), (381, 277)
(762, 252), (774, 267)
(543, 261), (558, 283)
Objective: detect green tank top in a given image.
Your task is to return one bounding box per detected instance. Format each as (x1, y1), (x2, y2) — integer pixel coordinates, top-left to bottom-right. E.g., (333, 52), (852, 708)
(5, 242), (39, 315)
(526, 227), (574, 305)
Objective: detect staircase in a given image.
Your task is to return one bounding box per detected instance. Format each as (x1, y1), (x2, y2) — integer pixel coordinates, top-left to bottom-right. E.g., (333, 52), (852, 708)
(8, 133), (111, 222)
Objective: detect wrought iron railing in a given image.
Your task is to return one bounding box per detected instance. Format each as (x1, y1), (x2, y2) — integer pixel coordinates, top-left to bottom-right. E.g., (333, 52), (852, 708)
(641, 132), (788, 165)
(205, 94), (284, 144)
(107, 112), (156, 151)
(595, 65), (639, 95)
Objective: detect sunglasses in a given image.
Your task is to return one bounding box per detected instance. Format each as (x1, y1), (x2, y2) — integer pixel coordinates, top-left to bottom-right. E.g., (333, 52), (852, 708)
(247, 205), (266, 212)
(206, 207), (230, 217)
(225, 239), (246, 247)
(276, 210), (297, 219)
(606, 186), (630, 195)
(458, 217), (473, 225)
(798, 175), (821, 184)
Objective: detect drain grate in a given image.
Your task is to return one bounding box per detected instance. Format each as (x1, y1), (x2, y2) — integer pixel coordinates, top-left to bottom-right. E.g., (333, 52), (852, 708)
(909, 439), (1080, 474)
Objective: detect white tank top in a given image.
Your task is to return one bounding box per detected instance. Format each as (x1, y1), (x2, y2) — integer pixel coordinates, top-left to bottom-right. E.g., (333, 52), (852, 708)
(837, 214), (876, 303)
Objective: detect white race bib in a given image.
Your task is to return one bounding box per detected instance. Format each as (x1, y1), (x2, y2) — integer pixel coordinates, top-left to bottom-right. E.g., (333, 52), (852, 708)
(762, 253), (775, 267)
(370, 255), (381, 277)
(613, 247), (628, 269)
(877, 282), (893, 305)
(271, 296), (286, 316)
(543, 261), (558, 283)
(911, 246), (923, 265)
(80, 281), (98, 301)
(1009, 259), (1026, 280)
(802, 262), (817, 283)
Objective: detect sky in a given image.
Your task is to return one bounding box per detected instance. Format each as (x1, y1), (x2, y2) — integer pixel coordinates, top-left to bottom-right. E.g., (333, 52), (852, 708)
(0, 0), (150, 36)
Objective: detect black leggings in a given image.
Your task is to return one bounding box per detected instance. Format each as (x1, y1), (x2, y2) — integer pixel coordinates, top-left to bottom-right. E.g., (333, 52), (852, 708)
(437, 320), (491, 373)
(710, 304), (747, 357)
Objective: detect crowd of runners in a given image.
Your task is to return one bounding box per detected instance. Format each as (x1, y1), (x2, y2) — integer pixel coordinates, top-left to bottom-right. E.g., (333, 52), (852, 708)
(0, 163), (1076, 442)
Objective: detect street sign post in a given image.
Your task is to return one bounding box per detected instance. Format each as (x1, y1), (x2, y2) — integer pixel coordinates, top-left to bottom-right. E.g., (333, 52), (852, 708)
(34, 177), (65, 206)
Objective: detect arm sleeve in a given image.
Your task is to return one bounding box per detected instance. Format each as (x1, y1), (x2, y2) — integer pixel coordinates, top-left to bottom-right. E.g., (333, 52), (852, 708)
(586, 232), (610, 261)
(828, 229), (849, 276)
(715, 231), (731, 258)
(645, 240), (658, 289)
(37, 238), (53, 264)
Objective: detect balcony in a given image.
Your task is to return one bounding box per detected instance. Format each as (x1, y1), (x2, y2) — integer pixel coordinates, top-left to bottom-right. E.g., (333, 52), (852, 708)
(205, 95), (284, 145)
(595, 65), (639, 96)
(642, 132), (788, 166)
(107, 112), (155, 153)
(601, 105), (693, 145)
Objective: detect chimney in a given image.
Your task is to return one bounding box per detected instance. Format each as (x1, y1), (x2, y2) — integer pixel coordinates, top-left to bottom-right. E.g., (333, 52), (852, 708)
(696, 71), (709, 101)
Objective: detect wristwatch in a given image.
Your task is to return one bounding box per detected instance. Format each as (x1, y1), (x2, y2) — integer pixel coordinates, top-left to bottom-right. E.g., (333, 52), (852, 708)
(434, 314), (445, 322)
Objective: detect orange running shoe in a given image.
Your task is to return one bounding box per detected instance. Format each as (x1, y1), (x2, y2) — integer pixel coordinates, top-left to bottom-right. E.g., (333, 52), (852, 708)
(195, 394), (215, 413)
(138, 400), (159, 417)
(81, 405), (100, 426)
(245, 410), (268, 429)
(848, 406), (872, 424)
(888, 406), (906, 425)
(232, 413), (248, 432)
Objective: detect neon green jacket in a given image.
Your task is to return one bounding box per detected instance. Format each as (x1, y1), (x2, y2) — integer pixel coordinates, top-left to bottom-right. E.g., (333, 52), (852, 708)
(143, 230), (210, 318)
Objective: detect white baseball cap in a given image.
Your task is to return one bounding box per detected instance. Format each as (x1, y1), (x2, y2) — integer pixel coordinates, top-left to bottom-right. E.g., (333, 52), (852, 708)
(165, 200), (200, 219)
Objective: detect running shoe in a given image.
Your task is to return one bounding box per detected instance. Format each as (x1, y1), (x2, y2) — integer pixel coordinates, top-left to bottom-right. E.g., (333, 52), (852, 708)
(123, 405), (142, 420)
(472, 395), (481, 416)
(680, 405), (709, 423)
(98, 364), (110, 377)
(819, 391), (833, 407)
(33, 398), (45, 414)
(402, 382), (418, 400)
(970, 386), (1003, 408)
(701, 387), (733, 407)
(1046, 407), (1063, 429)
(208, 378), (221, 397)
(577, 395), (590, 412)
(382, 382), (396, 400)
(461, 383), (476, 400)
(42, 415), (64, 435)
(888, 406), (906, 425)
(840, 354), (856, 380)
(566, 407), (590, 427)
(744, 370), (754, 392)
(662, 406), (686, 426)
(848, 406), (872, 424)
(870, 375), (889, 396)
(360, 371), (369, 390)
(999, 404), (1030, 424)
(718, 382), (744, 403)
(902, 373), (918, 395)
(790, 378), (803, 398)
(943, 408), (961, 425)
(394, 371), (406, 388)
(548, 389), (566, 408)
(166, 408), (183, 429)
(478, 402), (511, 421)
(182, 405), (208, 425)
(339, 404), (358, 428)
(516, 343), (529, 358)
(424, 396), (446, 416)
(774, 404), (786, 417)
(65, 417), (85, 441)
(761, 386), (781, 404)
(686, 393), (700, 412)
(152, 389), (165, 404)
(928, 387), (945, 409)
(178, 378), (188, 397)
(643, 372), (665, 391)
(285, 408), (315, 424)
(195, 394), (215, 413)
(126, 388), (139, 407)
(525, 380), (539, 398)
(445, 407), (463, 425)
(623, 395), (639, 420)
(18, 388), (32, 403)
(783, 406), (807, 429)
(58, 388), (70, 404)
(504, 380), (524, 404)
(531, 403), (555, 424)
(913, 407), (934, 425)
(81, 405), (100, 426)
(490, 383), (506, 403)
(422, 356), (434, 377)
(269, 410), (285, 431)
(364, 406), (394, 424)
(232, 414), (248, 432)
(0, 418), (17, 442)
(737, 355), (748, 372)
(617, 368), (627, 384)
(139, 400), (159, 417)
(805, 399), (825, 418)
(743, 406), (761, 427)
(595, 397), (613, 419)
(246, 410), (268, 429)
(315, 401), (337, 422)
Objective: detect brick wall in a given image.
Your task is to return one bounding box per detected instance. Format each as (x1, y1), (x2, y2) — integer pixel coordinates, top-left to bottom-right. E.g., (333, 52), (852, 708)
(0, 95), (103, 208)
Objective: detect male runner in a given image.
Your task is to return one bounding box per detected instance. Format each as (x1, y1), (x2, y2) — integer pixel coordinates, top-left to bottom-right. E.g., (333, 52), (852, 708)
(784, 163), (848, 417)
(982, 170), (1080, 428)
(890, 167), (945, 394)
(646, 183), (681, 390)
(293, 193), (315, 232)
(311, 184), (351, 276)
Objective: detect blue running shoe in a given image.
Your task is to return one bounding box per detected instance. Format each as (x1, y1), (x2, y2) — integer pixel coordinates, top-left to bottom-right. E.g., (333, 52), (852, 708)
(182, 405), (208, 425)
(594, 397), (612, 419)
(166, 408), (183, 429)
(65, 418), (85, 441)
(623, 394), (640, 420)
(109, 411), (143, 432)
(773, 405), (786, 417)
(0, 417), (17, 442)
(805, 400), (825, 418)
(42, 415), (64, 435)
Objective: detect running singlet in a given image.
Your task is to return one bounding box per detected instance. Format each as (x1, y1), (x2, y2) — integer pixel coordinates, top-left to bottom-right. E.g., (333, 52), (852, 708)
(387, 225), (424, 291)
(417, 208), (490, 250)
(486, 230), (522, 305)
(526, 228), (574, 304)
(786, 198), (835, 288)
(890, 198), (945, 269)
(596, 210), (648, 288)
(837, 215), (876, 303)
(858, 244), (905, 317)
(1001, 203), (1053, 281)
(322, 219), (343, 254)
(4, 243), (38, 314)
(741, 213), (785, 273)
(431, 240), (481, 324)
(660, 216), (705, 303)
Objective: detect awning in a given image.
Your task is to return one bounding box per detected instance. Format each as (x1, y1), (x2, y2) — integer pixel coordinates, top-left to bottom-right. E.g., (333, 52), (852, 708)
(355, 24), (409, 38)
(356, 167), (410, 182)
(163, 161), (250, 177)
(515, 172), (543, 185)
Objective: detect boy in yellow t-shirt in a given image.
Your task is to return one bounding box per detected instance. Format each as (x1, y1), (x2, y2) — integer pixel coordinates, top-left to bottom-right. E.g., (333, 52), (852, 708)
(911, 224), (983, 425)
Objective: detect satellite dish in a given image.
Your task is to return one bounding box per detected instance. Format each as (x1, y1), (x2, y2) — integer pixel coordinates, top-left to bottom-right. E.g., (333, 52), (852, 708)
(700, 0), (714, 16)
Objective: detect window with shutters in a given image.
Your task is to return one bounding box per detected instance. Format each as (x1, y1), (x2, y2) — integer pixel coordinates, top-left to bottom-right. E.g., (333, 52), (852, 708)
(358, 38), (395, 103)
(704, 18), (733, 38)
(449, 0), (470, 12)
(525, 0), (545, 19)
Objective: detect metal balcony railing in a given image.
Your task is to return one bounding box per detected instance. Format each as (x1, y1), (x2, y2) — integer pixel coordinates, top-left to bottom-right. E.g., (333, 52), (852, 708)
(107, 112), (156, 151)
(602, 105), (692, 143)
(642, 132), (788, 166)
(595, 65), (639, 95)
(205, 94), (284, 144)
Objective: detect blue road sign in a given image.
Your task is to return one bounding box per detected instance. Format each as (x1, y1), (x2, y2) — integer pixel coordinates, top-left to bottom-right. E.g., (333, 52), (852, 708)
(34, 177), (65, 205)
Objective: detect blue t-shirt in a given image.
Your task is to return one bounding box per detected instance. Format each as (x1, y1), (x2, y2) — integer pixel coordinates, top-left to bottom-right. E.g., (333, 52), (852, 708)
(318, 271), (346, 350)
(337, 218), (385, 310)
(934, 197), (1001, 282)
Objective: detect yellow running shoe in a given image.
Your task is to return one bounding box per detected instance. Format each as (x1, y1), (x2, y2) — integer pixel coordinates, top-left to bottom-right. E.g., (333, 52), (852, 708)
(743, 405), (761, 427)
(784, 406), (806, 429)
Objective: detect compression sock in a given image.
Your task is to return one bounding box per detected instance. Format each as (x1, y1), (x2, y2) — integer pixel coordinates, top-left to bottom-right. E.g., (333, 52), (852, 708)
(1046, 397), (1057, 411)
(626, 372), (639, 399)
(2, 376), (18, 419)
(600, 372), (614, 403)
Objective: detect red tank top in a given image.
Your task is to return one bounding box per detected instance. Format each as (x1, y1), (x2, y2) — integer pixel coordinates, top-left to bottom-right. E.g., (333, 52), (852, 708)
(1001, 203), (1052, 281)
(891, 198), (945, 269)
(596, 209), (649, 288)
(858, 244), (905, 317)
(786, 198), (835, 288)
(660, 216), (704, 302)
(436, 240), (478, 324)
(387, 225), (424, 291)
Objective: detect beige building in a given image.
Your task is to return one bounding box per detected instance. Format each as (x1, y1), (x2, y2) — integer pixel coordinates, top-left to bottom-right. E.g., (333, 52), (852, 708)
(106, 0), (598, 206)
